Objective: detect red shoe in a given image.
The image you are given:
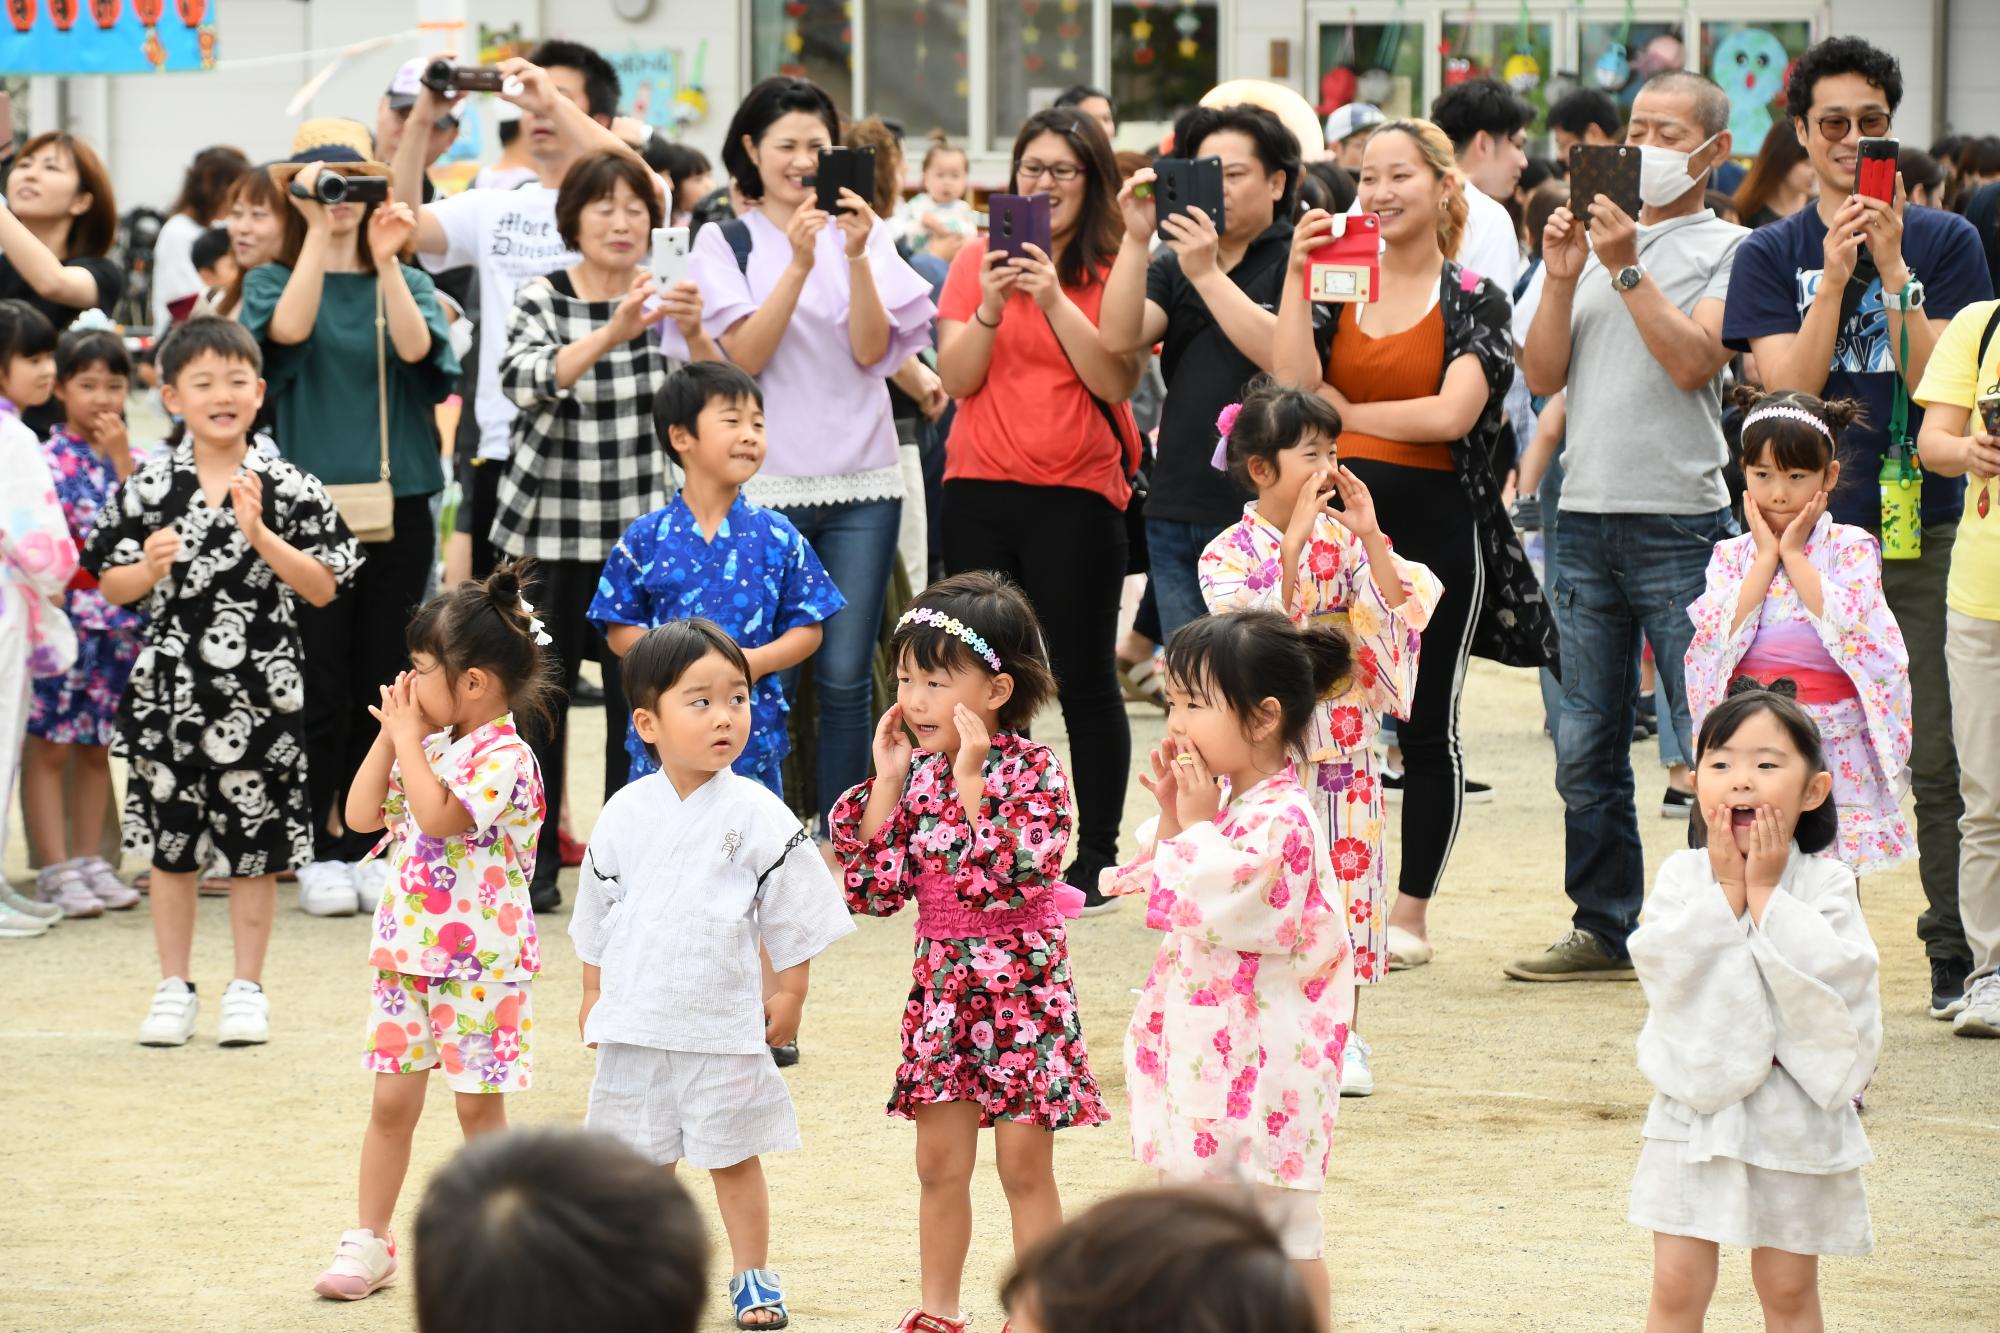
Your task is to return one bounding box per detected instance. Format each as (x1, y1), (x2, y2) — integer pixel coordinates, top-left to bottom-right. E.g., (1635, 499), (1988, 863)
(558, 830), (586, 868)
(886, 1311), (969, 1333)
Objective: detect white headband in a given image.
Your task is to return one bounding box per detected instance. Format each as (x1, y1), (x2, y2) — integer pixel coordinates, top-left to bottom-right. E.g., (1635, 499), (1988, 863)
(1743, 403), (1834, 444)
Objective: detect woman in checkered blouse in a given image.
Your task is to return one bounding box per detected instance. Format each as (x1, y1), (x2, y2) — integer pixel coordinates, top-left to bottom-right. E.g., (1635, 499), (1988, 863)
(495, 150), (724, 909)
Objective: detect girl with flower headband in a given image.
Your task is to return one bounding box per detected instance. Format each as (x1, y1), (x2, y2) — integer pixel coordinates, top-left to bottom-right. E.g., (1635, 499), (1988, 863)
(830, 570), (1108, 1333)
(1685, 388), (1914, 875)
(1195, 375), (1441, 1096)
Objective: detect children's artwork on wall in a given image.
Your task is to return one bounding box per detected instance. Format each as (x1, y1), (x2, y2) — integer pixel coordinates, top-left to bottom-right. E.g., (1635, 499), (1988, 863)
(1710, 25), (1792, 147)
(610, 42), (708, 131)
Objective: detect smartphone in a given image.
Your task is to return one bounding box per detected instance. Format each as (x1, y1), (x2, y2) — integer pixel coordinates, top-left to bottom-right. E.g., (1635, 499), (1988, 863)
(814, 146), (876, 214)
(1567, 143), (1642, 224)
(1152, 155), (1226, 241)
(987, 192), (1052, 261)
(650, 226), (690, 286)
(1857, 137), (1899, 203)
(1302, 213), (1382, 303)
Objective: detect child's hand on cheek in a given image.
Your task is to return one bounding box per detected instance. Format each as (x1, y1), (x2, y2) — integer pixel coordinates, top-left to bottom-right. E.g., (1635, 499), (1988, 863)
(1705, 802), (1749, 916)
(1138, 738), (1183, 839)
(1170, 743), (1223, 830)
(951, 704), (991, 792)
(1746, 805), (1790, 896)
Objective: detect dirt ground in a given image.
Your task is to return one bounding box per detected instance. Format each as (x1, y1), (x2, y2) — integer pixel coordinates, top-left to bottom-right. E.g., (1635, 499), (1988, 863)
(4, 659), (1994, 1332)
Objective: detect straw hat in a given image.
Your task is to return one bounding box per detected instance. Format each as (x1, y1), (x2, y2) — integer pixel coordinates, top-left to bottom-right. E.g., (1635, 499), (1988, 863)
(267, 118), (391, 189)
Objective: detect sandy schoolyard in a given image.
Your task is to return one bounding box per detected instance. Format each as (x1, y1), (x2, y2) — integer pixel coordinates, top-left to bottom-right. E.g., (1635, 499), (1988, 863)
(3, 659), (1994, 1331)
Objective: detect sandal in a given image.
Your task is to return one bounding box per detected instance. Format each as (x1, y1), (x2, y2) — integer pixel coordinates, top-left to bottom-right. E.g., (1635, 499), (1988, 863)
(1118, 655), (1167, 710)
(886, 1311), (968, 1333)
(731, 1268), (789, 1329)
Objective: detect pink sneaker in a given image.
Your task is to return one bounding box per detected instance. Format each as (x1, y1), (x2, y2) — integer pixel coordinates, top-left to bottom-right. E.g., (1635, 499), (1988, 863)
(76, 858), (140, 911)
(313, 1229), (397, 1301)
(34, 862), (103, 919)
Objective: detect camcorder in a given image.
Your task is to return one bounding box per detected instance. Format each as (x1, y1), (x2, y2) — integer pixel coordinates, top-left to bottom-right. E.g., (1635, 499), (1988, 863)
(421, 60), (524, 99)
(289, 173), (389, 205)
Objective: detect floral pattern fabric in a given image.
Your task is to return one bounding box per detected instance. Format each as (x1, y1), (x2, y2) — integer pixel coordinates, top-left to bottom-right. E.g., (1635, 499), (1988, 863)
(589, 492), (845, 788)
(362, 969), (533, 1094)
(0, 413), (79, 678)
(1684, 516), (1914, 872)
(1102, 766), (1356, 1191)
(1200, 504), (1441, 981)
(366, 714), (547, 983)
(831, 732), (1108, 1130)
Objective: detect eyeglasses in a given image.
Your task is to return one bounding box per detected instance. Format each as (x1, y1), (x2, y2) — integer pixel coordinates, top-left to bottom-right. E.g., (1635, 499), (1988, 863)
(1813, 111), (1891, 142)
(1015, 159), (1084, 183)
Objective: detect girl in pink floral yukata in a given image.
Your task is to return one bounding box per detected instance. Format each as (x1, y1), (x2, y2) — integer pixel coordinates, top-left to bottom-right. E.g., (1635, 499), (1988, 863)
(1103, 607), (1363, 1332)
(832, 571), (1105, 1333)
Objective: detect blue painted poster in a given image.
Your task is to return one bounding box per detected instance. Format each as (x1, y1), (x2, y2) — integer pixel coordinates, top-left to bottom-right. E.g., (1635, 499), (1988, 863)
(1, 0), (219, 75)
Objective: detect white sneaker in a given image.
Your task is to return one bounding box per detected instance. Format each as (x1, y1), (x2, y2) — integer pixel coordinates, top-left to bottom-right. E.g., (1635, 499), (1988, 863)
(297, 861), (360, 917)
(313, 1228), (398, 1300)
(217, 979), (270, 1046)
(1953, 973), (2000, 1039)
(2, 882), (62, 924)
(138, 978), (199, 1046)
(349, 858), (393, 910)
(1339, 1030), (1375, 1097)
(0, 901), (53, 939)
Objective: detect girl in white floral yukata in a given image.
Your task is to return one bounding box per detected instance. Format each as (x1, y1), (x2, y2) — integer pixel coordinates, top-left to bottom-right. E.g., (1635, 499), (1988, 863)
(1103, 607), (1362, 1333)
(1197, 376), (1440, 1097)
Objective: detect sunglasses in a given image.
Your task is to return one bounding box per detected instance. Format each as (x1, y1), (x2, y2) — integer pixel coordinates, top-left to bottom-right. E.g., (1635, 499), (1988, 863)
(1812, 111), (1891, 142)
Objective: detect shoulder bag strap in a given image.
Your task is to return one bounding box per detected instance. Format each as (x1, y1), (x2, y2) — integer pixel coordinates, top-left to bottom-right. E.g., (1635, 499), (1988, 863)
(1043, 311), (1141, 478)
(375, 279), (391, 484)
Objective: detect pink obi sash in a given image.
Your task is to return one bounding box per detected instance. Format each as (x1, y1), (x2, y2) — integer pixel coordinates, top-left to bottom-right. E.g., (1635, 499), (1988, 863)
(1738, 621), (1857, 706)
(912, 877), (1084, 940)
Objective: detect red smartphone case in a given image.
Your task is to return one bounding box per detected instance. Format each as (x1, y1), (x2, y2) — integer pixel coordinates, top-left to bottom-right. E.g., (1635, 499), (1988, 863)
(1856, 138), (1899, 203)
(1302, 214), (1381, 303)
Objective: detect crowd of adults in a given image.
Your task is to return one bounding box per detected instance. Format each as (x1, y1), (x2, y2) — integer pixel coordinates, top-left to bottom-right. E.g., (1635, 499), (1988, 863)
(11, 33), (1999, 1014)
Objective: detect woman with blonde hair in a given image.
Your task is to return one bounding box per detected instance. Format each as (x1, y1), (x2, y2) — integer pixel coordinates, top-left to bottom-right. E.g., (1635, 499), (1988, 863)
(1274, 118), (1554, 995)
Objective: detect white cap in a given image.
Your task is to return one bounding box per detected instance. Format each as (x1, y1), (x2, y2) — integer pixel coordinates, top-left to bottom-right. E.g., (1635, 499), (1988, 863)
(1324, 103), (1385, 145)
(386, 55), (464, 126)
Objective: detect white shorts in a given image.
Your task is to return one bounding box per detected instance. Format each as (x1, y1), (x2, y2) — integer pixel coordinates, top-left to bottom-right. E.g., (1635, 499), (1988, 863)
(585, 1043), (800, 1169)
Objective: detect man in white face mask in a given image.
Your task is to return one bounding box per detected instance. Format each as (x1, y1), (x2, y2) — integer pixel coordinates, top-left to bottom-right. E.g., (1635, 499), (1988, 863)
(1511, 70), (1747, 983)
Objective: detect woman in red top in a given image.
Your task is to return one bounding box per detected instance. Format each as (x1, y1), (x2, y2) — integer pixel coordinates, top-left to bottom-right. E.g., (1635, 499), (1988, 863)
(936, 107), (1143, 906)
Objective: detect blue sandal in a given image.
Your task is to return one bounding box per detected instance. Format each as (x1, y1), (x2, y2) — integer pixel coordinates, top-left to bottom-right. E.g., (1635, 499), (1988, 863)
(731, 1268), (789, 1329)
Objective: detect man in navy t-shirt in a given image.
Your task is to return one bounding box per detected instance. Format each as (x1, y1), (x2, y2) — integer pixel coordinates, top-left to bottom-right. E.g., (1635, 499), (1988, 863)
(1722, 36), (1989, 1016)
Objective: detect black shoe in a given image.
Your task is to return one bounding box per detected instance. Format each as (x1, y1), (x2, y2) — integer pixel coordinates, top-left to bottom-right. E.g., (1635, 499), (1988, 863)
(1931, 957), (1972, 1019)
(1077, 879), (1121, 916)
(1660, 786), (1696, 819)
(530, 881), (562, 914)
(571, 676), (605, 706)
(1634, 692), (1660, 739)
(1462, 778), (1493, 805)
(770, 1041), (800, 1067)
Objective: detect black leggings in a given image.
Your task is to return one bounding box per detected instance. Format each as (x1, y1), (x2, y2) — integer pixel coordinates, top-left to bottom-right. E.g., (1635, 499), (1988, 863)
(1344, 459), (1482, 901)
(940, 480), (1131, 884)
(522, 559), (631, 891)
(301, 494), (437, 864)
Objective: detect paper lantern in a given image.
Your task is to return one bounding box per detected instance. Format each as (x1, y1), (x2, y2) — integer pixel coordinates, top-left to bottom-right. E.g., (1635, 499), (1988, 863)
(175, 0), (202, 22)
(89, 0), (117, 28)
(48, 0), (73, 29)
(1503, 51), (1540, 94)
(7, 0), (36, 35)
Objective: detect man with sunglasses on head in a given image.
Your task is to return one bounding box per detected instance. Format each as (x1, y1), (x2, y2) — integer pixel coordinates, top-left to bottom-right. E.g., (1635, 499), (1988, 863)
(1723, 37), (1990, 1022)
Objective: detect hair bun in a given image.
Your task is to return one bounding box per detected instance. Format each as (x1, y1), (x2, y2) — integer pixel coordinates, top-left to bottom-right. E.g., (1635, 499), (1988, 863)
(1726, 674), (1797, 700)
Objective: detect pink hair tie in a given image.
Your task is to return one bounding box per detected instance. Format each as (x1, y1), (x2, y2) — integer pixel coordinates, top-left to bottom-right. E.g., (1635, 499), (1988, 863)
(1210, 402), (1243, 471)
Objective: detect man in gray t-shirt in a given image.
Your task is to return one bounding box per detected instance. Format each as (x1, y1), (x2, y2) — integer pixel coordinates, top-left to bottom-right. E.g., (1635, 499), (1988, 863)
(1512, 71), (1747, 981)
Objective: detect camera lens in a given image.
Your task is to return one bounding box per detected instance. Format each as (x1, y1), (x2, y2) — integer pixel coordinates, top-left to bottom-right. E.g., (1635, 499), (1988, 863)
(315, 173), (349, 204)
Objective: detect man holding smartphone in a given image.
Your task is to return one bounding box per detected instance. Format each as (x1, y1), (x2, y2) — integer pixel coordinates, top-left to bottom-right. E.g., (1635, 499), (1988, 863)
(1724, 37), (1991, 1020)
(1515, 70), (1745, 982)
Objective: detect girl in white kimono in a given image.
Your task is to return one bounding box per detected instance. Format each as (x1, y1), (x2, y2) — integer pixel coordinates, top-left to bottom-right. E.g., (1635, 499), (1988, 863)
(1628, 678), (1881, 1331)
(1104, 608), (1360, 1333)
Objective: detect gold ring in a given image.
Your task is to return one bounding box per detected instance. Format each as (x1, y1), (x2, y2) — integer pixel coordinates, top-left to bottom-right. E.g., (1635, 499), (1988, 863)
(1175, 754), (1198, 766)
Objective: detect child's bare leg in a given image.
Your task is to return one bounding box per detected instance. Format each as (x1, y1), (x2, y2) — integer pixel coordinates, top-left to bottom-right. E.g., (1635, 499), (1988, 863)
(69, 745), (113, 856)
(443, 531), (471, 588)
(1749, 1248), (1822, 1333)
(228, 874), (276, 984)
(1647, 1233), (1719, 1333)
(150, 870), (200, 978)
(712, 1155), (787, 1325)
(358, 1072), (430, 1235)
(1293, 1257), (1331, 1333)
(453, 1090), (509, 1140)
(913, 1101), (981, 1318)
(993, 1120), (1063, 1257)
(21, 738), (71, 863)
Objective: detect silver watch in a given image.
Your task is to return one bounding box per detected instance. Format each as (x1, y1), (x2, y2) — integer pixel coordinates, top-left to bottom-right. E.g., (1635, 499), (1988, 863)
(1612, 264), (1644, 293)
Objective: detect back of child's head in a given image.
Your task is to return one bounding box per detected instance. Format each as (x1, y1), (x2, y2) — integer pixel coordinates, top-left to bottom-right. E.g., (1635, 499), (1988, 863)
(892, 571), (1056, 732)
(1726, 385), (1864, 473)
(653, 360), (763, 461)
(0, 299), (58, 372)
(404, 563), (561, 733)
(56, 325), (133, 385)
(621, 618), (752, 742)
(1001, 1186), (1317, 1333)
(1220, 373), (1343, 491)
(1689, 676), (1838, 855)
(190, 224), (233, 276)
(157, 315), (262, 386)
(414, 1126), (709, 1333)
(1163, 608), (1353, 759)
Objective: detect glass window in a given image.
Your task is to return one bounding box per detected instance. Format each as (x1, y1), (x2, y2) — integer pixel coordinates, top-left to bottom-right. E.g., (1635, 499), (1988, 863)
(1577, 20), (1687, 118)
(1701, 21), (1814, 152)
(865, 0), (970, 139)
(749, 0), (854, 115)
(990, 0), (1096, 150)
(1110, 3), (1219, 148)
(1440, 16), (1556, 134)
(1315, 18), (1425, 121)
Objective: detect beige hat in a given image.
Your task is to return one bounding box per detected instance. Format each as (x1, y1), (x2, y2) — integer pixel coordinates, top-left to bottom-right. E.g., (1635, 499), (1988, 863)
(267, 118), (391, 188)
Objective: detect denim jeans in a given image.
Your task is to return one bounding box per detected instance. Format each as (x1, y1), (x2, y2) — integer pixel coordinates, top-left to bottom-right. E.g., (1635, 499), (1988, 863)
(1144, 516), (1229, 643)
(1551, 508), (1736, 957)
(778, 497), (903, 831)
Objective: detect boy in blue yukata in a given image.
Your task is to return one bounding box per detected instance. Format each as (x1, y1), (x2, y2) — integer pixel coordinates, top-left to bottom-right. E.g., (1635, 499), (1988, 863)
(590, 361), (844, 798)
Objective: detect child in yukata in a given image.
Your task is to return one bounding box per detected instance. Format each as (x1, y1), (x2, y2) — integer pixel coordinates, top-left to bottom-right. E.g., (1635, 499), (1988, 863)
(573, 619), (854, 1332)
(590, 361), (844, 795)
(80, 318), (362, 1047)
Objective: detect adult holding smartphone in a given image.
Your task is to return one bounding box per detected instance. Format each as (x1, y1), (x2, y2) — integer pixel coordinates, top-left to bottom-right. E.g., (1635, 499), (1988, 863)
(0, 132), (122, 433)
(936, 106), (1146, 909)
(497, 150), (719, 913)
(1275, 119), (1552, 970)
(660, 76), (936, 836)
(238, 124), (460, 919)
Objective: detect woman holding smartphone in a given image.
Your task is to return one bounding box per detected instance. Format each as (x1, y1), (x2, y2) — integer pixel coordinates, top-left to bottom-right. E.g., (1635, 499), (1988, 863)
(1275, 118), (1553, 968)
(662, 76), (935, 834)
(935, 106), (1145, 907)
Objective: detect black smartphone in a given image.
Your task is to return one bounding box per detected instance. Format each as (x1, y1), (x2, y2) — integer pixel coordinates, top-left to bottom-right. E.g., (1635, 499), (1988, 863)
(1153, 155), (1225, 241)
(814, 146), (877, 214)
(1567, 143), (1642, 223)
(987, 193), (1052, 260)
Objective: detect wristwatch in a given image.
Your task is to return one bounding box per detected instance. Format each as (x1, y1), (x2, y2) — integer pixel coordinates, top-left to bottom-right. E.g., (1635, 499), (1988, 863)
(1881, 277), (1926, 312)
(1611, 264), (1644, 293)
